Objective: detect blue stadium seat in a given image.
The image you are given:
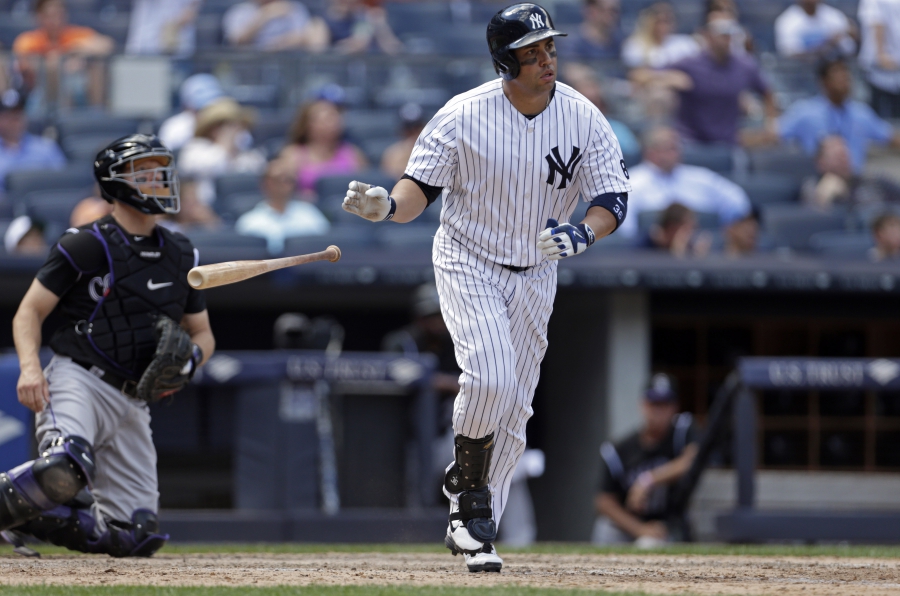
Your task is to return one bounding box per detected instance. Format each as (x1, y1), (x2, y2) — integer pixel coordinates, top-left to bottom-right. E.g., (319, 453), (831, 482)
(729, 173), (802, 206)
(195, 15), (222, 50)
(17, 189), (88, 225)
(214, 173), (262, 205)
(809, 230), (873, 259)
(56, 114), (140, 138)
(61, 133), (119, 163)
(252, 110), (295, 144)
(637, 209), (720, 235)
(681, 144), (734, 174)
(374, 222), (438, 248)
(5, 167), (94, 198)
(0, 219), (12, 253)
(344, 109), (401, 142)
(359, 137), (397, 165)
(748, 147), (818, 178)
(762, 204), (848, 251)
(385, 2), (455, 37)
(186, 229), (268, 254)
(283, 225), (374, 255)
(0, 17), (33, 49)
(215, 191), (263, 222)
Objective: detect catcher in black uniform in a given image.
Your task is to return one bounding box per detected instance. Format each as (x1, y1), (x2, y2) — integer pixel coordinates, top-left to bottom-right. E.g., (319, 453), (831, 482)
(1, 134), (215, 557)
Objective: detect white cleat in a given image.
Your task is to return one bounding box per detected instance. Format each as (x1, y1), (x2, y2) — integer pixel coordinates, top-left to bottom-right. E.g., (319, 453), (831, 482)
(445, 500), (486, 555)
(465, 543), (503, 572)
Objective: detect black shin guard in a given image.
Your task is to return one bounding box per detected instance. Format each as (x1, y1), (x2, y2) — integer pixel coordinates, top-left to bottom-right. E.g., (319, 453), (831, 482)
(444, 434), (495, 494)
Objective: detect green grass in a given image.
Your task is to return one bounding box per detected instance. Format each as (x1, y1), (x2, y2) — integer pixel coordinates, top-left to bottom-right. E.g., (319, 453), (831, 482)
(2, 542), (899, 558)
(0, 588), (664, 596)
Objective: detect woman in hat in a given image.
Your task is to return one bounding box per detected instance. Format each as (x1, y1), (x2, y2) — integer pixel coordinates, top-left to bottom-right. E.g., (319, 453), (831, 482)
(179, 97), (266, 205)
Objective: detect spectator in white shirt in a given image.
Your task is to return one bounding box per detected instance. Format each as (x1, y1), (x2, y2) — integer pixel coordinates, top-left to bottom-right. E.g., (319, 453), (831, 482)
(775, 0), (858, 59)
(223, 0), (328, 52)
(126, 0), (200, 57)
(858, 0), (900, 118)
(235, 158), (330, 254)
(621, 126), (751, 239)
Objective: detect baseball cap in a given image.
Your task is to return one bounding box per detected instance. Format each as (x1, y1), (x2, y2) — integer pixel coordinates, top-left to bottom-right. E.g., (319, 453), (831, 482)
(399, 102), (425, 127)
(644, 373), (678, 403)
(180, 74), (224, 111)
(0, 88), (27, 112)
(312, 83), (347, 107)
(4, 215), (40, 253)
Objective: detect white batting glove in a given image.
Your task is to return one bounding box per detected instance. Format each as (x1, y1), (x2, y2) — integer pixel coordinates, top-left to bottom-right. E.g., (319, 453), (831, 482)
(341, 181), (396, 222)
(537, 218), (595, 260)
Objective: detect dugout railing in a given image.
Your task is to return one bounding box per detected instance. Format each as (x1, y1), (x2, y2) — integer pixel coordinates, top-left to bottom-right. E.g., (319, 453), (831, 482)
(708, 357), (900, 544)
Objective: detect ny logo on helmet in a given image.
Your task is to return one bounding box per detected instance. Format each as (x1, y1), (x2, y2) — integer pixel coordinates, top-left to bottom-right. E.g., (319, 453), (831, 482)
(529, 12), (545, 29)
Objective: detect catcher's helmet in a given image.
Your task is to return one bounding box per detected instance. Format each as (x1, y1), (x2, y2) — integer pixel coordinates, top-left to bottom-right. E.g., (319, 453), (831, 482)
(94, 134), (180, 215)
(487, 3), (567, 81)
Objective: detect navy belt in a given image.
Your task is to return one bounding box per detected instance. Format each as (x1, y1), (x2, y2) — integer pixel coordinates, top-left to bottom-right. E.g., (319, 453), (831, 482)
(72, 359), (138, 398)
(502, 264), (530, 273)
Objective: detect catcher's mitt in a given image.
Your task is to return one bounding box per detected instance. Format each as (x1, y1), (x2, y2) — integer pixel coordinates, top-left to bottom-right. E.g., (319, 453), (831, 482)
(135, 315), (196, 402)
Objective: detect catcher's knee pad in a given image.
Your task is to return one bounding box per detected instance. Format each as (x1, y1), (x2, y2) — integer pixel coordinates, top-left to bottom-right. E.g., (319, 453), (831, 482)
(93, 509), (168, 558)
(0, 436), (95, 532)
(444, 433), (495, 494)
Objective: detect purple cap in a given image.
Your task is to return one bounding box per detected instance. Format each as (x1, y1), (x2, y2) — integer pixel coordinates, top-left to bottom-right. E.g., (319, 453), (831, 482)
(645, 373), (678, 403)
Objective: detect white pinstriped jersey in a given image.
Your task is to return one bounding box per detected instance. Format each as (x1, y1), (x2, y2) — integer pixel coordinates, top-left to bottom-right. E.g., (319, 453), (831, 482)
(406, 79), (631, 267)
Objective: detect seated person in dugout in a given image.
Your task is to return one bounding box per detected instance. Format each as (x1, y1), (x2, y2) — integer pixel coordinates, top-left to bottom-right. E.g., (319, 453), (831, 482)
(593, 373), (698, 545)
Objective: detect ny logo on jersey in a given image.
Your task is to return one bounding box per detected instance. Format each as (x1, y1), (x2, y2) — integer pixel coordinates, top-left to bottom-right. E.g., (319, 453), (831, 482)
(545, 146), (583, 190)
(529, 12), (545, 29)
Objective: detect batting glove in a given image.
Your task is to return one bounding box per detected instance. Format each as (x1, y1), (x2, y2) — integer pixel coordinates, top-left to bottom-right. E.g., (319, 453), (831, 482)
(537, 218), (595, 260)
(342, 181), (396, 222)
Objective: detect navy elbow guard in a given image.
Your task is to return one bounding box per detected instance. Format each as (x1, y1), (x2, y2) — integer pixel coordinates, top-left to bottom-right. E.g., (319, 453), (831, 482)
(590, 192), (628, 231)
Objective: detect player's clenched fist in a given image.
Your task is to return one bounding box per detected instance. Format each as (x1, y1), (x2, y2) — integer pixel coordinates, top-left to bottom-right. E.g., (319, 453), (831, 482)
(537, 218), (595, 260)
(342, 181), (397, 222)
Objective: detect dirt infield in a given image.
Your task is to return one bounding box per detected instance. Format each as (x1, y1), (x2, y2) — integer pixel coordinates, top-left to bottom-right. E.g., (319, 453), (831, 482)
(1, 551), (899, 594)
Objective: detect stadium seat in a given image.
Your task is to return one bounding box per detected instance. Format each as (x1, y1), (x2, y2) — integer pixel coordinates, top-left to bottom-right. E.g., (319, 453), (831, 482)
(374, 222), (439, 248)
(5, 167), (94, 198)
(0, 18), (33, 49)
(252, 111), (295, 144)
(56, 114), (140, 139)
(61, 133), (119, 163)
(215, 192), (263, 222)
(681, 144), (734, 174)
(185, 229), (266, 252)
(214, 173), (262, 205)
(729, 173), (802, 206)
(637, 209), (720, 235)
(761, 204), (848, 251)
(283, 225), (375, 255)
(748, 147), (818, 178)
(344, 109), (401, 143)
(0, 219), (11, 253)
(359, 137), (397, 165)
(809, 230), (874, 259)
(194, 14), (222, 50)
(385, 2), (455, 37)
(17, 189), (88, 226)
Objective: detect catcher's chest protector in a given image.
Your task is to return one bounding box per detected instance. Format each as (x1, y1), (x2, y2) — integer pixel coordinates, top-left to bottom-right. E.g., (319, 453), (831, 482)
(69, 221), (195, 379)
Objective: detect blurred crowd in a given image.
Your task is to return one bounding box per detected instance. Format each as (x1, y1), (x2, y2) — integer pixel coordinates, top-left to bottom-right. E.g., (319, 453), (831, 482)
(1, 0), (900, 262)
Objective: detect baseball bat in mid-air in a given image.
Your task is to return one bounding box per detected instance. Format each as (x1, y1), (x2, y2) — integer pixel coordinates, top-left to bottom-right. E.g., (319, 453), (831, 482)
(187, 245), (341, 290)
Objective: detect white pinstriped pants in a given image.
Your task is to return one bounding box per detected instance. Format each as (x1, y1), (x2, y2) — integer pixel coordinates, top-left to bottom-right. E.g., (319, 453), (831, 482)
(433, 227), (557, 525)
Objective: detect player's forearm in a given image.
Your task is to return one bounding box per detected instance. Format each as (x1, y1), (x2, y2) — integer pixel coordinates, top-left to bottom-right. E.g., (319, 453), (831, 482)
(583, 205), (618, 239)
(190, 330), (215, 366)
(596, 492), (644, 538)
(648, 443), (698, 486)
(389, 178), (429, 223)
(13, 306), (45, 374)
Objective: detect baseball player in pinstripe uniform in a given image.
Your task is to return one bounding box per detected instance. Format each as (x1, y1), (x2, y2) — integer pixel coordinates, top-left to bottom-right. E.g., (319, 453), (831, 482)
(342, 3), (631, 572)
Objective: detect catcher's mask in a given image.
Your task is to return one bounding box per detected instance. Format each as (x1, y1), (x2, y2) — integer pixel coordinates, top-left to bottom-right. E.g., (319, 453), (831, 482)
(94, 134), (180, 215)
(487, 3), (567, 81)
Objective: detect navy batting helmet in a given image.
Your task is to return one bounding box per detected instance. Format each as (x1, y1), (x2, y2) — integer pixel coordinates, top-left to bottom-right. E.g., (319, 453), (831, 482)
(94, 134), (180, 215)
(487, 3), (567, 81)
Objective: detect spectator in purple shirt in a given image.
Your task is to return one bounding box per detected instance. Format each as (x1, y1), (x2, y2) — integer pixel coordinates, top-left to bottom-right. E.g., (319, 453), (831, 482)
(0, 89), (66, 198)
(670, 17), (778, 146)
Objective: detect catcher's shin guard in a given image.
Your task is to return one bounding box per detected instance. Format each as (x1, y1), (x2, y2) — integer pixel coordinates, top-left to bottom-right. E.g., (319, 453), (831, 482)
(0, 436), (94, 532)
(444, 434), (497, 553)
(14, 507), (168, 557)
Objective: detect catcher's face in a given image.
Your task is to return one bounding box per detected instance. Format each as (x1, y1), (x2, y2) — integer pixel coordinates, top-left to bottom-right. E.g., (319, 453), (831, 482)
(129, 157), (171, 196)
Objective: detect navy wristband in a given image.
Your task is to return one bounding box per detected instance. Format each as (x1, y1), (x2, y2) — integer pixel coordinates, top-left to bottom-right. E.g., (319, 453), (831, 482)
(383, 196), (397, 221)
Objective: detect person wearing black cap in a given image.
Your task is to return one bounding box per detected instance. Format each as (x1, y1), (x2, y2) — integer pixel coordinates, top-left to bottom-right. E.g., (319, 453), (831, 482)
(593, 373), (698, 545)
(0, 88), (66, 195)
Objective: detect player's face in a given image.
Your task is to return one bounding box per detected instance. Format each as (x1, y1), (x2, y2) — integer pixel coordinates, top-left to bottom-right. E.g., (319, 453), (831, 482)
(513, 37), (558, 93)
(129, 156), (171, 196)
